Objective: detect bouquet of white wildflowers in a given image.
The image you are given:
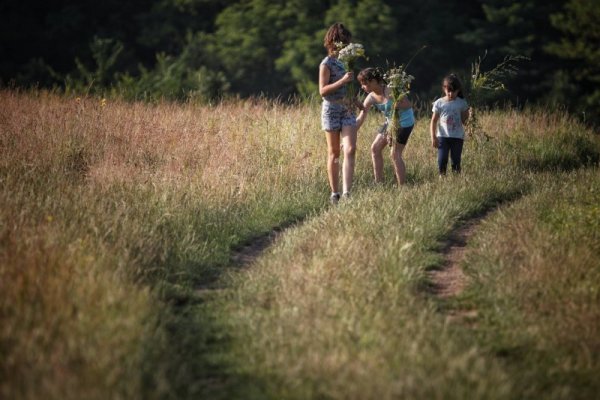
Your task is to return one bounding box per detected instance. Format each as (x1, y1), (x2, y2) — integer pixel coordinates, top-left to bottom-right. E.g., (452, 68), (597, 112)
(384, 65), (414, 149)
(336, 42), (367, 110)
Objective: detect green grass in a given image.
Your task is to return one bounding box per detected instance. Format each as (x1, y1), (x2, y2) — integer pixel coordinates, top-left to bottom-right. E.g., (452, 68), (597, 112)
(459, 169), (600, 400)
(1, 89), (599, 399)
(212, 173), (527, 399)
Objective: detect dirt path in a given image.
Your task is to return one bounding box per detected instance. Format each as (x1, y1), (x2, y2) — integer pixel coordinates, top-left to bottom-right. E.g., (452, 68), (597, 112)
(426, 211), (496, 322)
(193, 227), (285, 300)
(229, 228), (284, 267)
(427, 220), (478, 299)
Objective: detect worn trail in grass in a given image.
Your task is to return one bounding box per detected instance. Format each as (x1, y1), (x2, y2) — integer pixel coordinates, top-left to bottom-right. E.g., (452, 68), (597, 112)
(3, 91), (599, 400)
(428, 211), (487, 299)
(425, 204), (511, 327)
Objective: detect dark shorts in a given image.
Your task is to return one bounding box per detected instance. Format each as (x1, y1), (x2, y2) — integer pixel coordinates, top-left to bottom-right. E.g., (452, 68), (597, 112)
(379, 124), (413, 145)
(395, 125), (413, 145)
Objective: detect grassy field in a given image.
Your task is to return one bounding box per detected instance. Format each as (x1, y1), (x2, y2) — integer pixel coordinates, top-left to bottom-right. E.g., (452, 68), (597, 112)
(0, 89), (598, 399)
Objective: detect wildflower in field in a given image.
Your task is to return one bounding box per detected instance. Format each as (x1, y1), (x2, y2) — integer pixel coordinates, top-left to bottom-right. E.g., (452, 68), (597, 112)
(336, 42), (367, 109)
(100, 98), (107, 108)
(336, 42), (366, 67)
(383, 65), (414, 149)
(466, 52), (528, 141)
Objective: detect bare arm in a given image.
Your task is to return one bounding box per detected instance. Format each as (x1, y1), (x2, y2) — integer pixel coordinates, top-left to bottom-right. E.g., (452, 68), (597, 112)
(461, 108), (470, 124)
(430, 112), (440, 148)
(319, 63), (353, 97)
(356, 95), (373, 129)
(396, 96), (412, 109)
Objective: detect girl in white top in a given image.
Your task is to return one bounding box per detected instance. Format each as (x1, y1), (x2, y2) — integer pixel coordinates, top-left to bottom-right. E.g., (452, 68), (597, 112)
(430, 74), (469, 175)
(356, 67), (415, 186)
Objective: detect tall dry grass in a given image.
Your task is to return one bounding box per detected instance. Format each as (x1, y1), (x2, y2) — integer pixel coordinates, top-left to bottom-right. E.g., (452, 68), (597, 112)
(1, 88), (598, 399)
(0, 89), (345, 399)
(1, 91), (325, 196)
(208, 106), (599, 399)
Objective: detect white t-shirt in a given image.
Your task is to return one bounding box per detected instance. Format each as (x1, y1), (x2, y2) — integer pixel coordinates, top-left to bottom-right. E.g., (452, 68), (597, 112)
(432, 97), (468, 139)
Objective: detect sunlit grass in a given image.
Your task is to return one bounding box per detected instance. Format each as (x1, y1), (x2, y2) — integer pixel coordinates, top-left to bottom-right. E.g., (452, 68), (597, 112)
(217, 173), (526, 399)
(210, 106), (599, 399)
(0, 89), (598, 399)
(461, 169), (600, 399)
(0, 89), (332, 399)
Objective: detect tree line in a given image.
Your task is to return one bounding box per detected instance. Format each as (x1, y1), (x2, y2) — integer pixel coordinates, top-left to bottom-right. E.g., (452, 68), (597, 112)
(1, 0), (597, 123)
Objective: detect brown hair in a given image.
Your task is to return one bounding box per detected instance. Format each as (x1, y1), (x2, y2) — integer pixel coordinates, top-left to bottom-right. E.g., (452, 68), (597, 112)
(443, 74), (465, 98)
(357, 67), (385, 85)
(323, 23), (352, 55)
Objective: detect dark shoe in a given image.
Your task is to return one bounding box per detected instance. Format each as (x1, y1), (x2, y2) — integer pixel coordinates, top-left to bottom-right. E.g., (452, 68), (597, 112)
(330, 193), (341, 205)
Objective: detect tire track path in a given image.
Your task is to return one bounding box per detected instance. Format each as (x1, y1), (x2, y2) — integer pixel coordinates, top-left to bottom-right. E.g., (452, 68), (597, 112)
(427, 219), (479, 298)
(426, 208), (499, 322)
(193, 226), (287, 299)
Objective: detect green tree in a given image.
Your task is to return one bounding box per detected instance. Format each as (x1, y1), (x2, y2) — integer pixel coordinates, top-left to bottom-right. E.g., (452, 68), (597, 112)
(136, 0), (233, 55)
(546, 0), (600, 124)
(275, 0), (398, 97)
(274, 0), (333, 97)
(457, 0), (565, 104)
(389, 0), (481, 101)
(0, 0), (229, 88)
(205, 0), (302, 97)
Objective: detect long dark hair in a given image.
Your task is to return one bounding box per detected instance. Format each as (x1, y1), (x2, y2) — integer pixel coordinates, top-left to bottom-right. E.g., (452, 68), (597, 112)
(443, 74), (464, 99)
(323, 22), (352, 55)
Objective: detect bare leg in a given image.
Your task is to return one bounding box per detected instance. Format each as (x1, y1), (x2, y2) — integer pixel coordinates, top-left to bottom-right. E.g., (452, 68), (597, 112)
(325, 130), (341, 194)
(340, 125), (357, 194)
(390, 143), (406, 185)
(371, 134), (388, 183)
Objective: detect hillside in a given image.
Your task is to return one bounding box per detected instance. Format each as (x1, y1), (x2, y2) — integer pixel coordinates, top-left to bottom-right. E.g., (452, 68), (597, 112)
(1, 90), (599, 399)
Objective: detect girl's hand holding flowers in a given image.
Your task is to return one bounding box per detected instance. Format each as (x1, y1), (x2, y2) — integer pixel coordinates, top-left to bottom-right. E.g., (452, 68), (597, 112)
(340, 71), (354, 84)
(383, 65), (414, 149)
(336, 42), (367, 110)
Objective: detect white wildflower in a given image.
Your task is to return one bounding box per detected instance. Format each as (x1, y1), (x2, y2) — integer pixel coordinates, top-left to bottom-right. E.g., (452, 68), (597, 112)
(383, 65), (414, 148)
(335, 42), (367, 111)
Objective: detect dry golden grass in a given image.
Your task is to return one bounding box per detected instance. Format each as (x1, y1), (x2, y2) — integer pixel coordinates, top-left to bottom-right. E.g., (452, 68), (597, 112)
(0, 89), (331, 399)
(0, 90), (326, 196)
(1, 88), (599, 399)
(209, 105), (599, 399)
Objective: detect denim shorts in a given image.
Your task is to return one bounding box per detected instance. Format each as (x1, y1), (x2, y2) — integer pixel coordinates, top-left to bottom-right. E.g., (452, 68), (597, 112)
(321, 101), (356, 131)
